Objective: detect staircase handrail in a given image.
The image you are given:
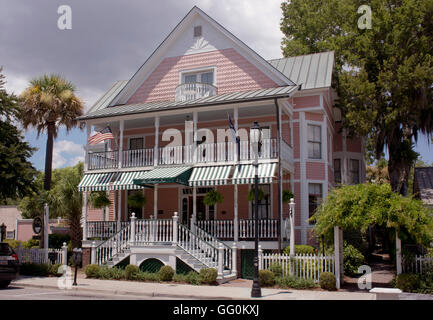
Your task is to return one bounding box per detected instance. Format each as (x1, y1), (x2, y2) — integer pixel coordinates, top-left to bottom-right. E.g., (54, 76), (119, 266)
(94, 222), (131, 265)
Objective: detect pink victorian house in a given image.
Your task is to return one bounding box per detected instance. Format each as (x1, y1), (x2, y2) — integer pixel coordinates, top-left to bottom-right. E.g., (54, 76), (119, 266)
(77, 7), (365, 279)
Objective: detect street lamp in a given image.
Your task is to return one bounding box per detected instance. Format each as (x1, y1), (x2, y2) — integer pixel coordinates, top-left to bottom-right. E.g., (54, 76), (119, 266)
(250, 121), (262, 298)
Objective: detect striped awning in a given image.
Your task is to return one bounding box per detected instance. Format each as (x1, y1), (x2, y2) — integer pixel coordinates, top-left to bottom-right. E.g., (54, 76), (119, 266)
(111, 171), (149, 190)
(133, 166), (193, 186)
(78, 172), (116, 192)
(232, 163), (277, 184)
(189, 166), (232, 187)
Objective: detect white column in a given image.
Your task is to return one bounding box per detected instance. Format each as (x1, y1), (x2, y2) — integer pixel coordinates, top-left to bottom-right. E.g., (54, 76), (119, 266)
(258, 245), (263, 270)
(118, 119), (124, 169)
(299, 112), (307, 244)
(232, 242), (237, 275)
(234, 106), (239, 162)
(289, 198), (295, 256)
(130, 213), (136, 245)
(218, 244), (224, 278)
(62, 242), (68, 266)
(154, 184), (158, 219)
(193, 111), (198, 163)
(396, 231), (402, 275)
(154, 116), (160, 166)
(82, 192), (88, 240)
(117, 190), (122, 231)
(191, 186), (197, 232)
(323, 115), (329, 199)
(85, 124), (91, 171)
(91, 241), (96, 264)
(234, 184), (239, 242)
(172, 212), (178, 245)
(44, 203), (49, 258)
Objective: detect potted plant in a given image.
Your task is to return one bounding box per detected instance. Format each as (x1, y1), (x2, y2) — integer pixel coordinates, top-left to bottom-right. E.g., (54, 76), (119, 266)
(127, 191), (146, 216)
(247, 188), (266, 202)
(282, 189), (294, 203)
(88, 191), (111, 220)
(203, 189), (224, 206)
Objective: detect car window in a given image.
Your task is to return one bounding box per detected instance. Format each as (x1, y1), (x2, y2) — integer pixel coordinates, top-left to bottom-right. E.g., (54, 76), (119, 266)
(0, 243), (12, 256)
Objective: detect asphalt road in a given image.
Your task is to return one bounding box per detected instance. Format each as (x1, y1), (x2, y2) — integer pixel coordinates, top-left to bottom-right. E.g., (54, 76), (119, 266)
(0, 285), (184, 300)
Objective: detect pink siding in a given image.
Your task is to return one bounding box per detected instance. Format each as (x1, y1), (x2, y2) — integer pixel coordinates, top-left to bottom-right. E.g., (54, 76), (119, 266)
(16, 220), (68, 242)
(127, 48), (278, 104)
(293, 123), (300, 159)
(293, 96), (320, 109)
(305, 112), (323, 122)
(347, 136), (362, 153)
(306, 162), (325, 180)
(217, 186), (234, 219)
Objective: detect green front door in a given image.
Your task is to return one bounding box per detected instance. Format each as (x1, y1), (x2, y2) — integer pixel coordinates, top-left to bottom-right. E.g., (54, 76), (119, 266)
(241, 250), (255, 279)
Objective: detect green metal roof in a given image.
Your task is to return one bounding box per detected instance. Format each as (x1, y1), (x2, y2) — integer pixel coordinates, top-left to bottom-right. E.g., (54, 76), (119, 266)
(133, 166), (193, 186)
(189, 165), (232, 187)
(231, 163), (277, 184)
(111, 171), (148, 190)
(78, 85), (298, 121)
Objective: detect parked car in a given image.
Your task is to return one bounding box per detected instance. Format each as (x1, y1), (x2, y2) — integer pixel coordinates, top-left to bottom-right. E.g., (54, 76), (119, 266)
(0, 242), (19, 288)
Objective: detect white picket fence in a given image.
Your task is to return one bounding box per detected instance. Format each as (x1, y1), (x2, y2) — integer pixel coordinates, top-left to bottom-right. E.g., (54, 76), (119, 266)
(403, 255), (433, 274)
(16, 246), (67, 265)
(260, 252), (335, 283)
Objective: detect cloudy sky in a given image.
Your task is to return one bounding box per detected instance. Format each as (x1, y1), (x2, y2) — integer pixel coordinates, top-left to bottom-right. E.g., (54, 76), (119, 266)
(1, 0), (432, 169)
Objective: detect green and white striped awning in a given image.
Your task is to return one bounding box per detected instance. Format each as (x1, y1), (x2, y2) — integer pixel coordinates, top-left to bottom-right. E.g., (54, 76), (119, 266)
(189, 166), (232, 187)
(78, 172), (116, 192)
(111, 171), (148, 190)
(133, 166), (193, 186)
(232, 163), (277, 184)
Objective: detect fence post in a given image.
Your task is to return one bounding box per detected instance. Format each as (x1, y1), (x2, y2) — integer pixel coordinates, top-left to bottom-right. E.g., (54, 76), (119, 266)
(396, 231), (402, 275)
(334, 226), (342, 289)
(172, 212), (178, 246)
(91, 241), (96, 265)
(258, 245), (263, 270)
(62, 242), (68, 266)
(218, 244), (224, 278)
(130, 212), (136, 245)
(17, 242), (23, 263)
(232, 242), (237, 276)
(289, 198), (295, 257)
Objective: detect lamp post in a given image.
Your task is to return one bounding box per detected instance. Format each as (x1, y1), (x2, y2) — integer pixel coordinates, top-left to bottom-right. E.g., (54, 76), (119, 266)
(250, 121), (262, 298)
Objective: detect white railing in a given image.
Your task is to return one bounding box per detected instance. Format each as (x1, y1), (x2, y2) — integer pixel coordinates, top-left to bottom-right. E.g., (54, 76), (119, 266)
(175, 82), (217, 102)
(280, 140), (293, 164)
(403, 255), (433, 274)
(88, 150), (118, 170)
(197, 220), (234, 239)
(159, 146), (184, 165)
(134, 219), (173, 244)
(260, 252), (335, 282)
(87, 221), (129, 239)
(123, 148), (154, 167)
(94, 224), (131, 265)
(17, 247), (65, 265)
(239, 219), (279, 239)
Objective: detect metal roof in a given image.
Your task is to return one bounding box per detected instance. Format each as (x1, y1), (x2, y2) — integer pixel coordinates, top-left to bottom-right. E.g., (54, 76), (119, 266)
(268, 51), (334, 90)
(87, 80), (128, 114)
(78, 85), (298, 120)
(414, 167), (433, 205)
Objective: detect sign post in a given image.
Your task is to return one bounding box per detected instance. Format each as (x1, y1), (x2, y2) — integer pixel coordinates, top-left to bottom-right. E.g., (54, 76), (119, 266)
(44, 203), (49, 262)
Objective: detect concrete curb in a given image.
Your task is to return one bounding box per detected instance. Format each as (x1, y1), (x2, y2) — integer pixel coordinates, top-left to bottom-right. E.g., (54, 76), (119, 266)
(12, 281), (241, 300)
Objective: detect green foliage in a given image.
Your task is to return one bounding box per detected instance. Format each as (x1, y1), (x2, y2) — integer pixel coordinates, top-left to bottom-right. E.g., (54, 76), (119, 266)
(343, 243), (365, 276)
(49, 264), (63, 277)
(275, 275), (316, 289)
(173, 273), (188, 283)
(158, 265), (175, 281)
(319, 272), (337, 291)
(19, 263), (51, 277)
(280, 0), (433, 194)
(98, 267), (126, 280)
(258, 270), (275, 287)
(127, 191), (146, 209)
(23, 239), (40, 249)
(3, 239), (20, 249)
(85, 264), (101, 278)
(199, 268), (218, 284)
(269, 263), (283, 277)
(89, 191), (111, 209)
(185, 271), (201, 285)
(125, 264), (139, 280)
(134, 271), (160, 282)
(396, 273), (419, 292)
(203, 190), (224, 206)
(248, 188), (266, 202)
(48, 234), (70, 249)
(416, 271), (433, 294)
(283, 244), (316, 255)
(282, 189), (294, 203)
(312, 183), (433, 247)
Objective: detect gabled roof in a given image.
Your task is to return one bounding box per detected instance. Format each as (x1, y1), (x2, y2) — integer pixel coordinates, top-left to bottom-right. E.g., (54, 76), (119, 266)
(414, 167), (433, 205)
(78, 85), (299, 120)
(87, 80), (128, 114)
(268, 51), (334, 90)
(107, 6), (296, 107)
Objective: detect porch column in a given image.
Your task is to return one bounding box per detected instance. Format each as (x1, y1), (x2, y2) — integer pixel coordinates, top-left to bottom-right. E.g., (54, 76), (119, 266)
(117, 190), (122, 231)
(154, 116), (160, 166)
(85, 124), (91, 171)
(191, 186), (197, 232)
(234, 106), (239, 162)
(234, 184), (239, 242)
(118, 119), (124, 168)
(82, 192), (88, 240)
(193, 111), (198, 163)
(154, 184), (158, 219)
(276, 101), (283, 250)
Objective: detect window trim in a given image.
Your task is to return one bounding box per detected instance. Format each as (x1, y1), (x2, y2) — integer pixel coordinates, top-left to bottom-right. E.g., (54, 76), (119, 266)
(349, 158), (360, 184)
(179, 66), (217, 86)
(308, 183), (323, 223)
(307, 124), (322, 160)
(334, 158), (342, 184)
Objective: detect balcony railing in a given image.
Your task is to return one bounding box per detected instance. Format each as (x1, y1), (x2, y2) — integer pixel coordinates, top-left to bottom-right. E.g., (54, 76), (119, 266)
(86, 139), (285, 170)
(87, 221), (129, 239)
(175, 82), (217, 102)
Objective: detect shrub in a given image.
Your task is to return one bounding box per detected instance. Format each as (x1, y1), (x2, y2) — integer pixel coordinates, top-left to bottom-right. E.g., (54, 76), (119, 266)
(23, 239), (39, 249)
(186, 271), (201, 285)
(85, 264), (101, 278)
(48, 234), (71, 249)
(275, 275), (316, 289)
(19, 263), (51, 277)
(173, 273), (188, 283)
(283, 244), (316, 255)
(319, 272), (337, 291)
(135, 271), (160, 282)
(158, 265), (175, 281)
(269, 263), (283, 277)
(3, 239), (21, 249)
(49, 264), (63, 277)
(343, 244), (365, 276)
(98, 267), (113, 280)
(199, 268), (218, 284)
(416, 271), (433, 294)
(125, 264), (139, 280)
(259, 270), (275, 287)
(396, 273), (419, 292)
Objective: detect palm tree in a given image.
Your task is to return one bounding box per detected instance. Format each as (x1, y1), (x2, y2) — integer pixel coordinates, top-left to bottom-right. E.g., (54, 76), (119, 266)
(20, 74), (84, 247)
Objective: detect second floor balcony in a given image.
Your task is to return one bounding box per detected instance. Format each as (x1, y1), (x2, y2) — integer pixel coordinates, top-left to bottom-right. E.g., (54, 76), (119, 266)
(175, 82), (217, 102)
(87, 138), (288, 170)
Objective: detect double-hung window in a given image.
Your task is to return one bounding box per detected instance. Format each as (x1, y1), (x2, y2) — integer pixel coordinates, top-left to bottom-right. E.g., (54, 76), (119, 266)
(308, 183), (322, 221)
(182, 71), (214, 85)
(349, 159), (360, 184)
(308, 125), (321, 159)
(334, 159), (342, 184)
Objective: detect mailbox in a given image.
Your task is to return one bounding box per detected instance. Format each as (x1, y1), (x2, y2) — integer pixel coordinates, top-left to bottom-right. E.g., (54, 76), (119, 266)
(72, 248), (83, 268)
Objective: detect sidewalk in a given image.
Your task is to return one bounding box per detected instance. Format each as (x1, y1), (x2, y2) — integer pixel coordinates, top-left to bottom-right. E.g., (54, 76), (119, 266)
(12, 276), (376, 300)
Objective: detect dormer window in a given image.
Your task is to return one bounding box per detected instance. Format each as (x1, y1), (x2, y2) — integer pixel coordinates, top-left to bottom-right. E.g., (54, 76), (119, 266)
(182, 70), (214, 85)
(194, 26), (202, 37)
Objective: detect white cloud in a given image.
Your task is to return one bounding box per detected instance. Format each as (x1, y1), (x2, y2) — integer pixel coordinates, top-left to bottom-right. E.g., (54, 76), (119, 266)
(52, 140), (84, 169)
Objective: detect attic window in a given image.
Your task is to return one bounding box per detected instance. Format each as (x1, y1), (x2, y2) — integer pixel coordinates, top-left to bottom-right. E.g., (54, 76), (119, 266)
(194, 26), (202, 37)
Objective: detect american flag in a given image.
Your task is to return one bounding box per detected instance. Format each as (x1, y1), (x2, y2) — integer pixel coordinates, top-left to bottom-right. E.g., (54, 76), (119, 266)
(88, 126), (114, 145)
